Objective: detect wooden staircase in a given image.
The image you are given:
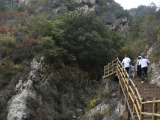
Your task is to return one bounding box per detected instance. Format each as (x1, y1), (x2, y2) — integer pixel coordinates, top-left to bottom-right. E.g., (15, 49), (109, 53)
(133, 78), (160, 100)
(103, 58), (160, 120)
(132, 77), (160, 120)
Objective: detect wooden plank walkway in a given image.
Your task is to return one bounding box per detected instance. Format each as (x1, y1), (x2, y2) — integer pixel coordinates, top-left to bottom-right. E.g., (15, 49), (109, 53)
(132, 76), (160, 101)
(103, 58), (160, 120)
(131, 76), (160, 120)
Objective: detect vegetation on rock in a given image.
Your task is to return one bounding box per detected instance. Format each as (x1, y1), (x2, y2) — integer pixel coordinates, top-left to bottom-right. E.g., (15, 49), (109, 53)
(0, 0), (159, 119)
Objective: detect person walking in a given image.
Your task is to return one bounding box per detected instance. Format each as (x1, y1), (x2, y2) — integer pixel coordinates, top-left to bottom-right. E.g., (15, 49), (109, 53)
(139, 56), (150, 84)
(122, 55), (131, 74)
(136, 56), (142, 78)
(130, 62), (135, 79)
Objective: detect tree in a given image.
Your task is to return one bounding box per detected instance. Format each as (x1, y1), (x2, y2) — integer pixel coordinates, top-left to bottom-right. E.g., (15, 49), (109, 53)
(0, 32), (16, 58)
(128, 5), (157, 18)
(24, 15), (54, 37)
(53, 13), (120, 79)
(23, 12), (126, 80)
(37, 37), (75, 66)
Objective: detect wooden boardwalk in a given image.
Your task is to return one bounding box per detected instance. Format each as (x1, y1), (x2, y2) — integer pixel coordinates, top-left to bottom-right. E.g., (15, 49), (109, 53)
(132, 76), (160, 101)
(131, 76), (160, 120)
(103, 58), (160, 120)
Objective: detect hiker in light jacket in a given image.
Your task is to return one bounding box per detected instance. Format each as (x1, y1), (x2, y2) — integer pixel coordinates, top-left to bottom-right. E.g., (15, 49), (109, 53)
(122, 55), (131, 74)
(139, 56), (150, 84)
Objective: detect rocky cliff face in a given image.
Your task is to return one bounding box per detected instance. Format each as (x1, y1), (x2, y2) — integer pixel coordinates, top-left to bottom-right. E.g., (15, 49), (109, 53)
(107, 17), (129, 34)
(0, 1), (129, 119)
(1, 0), (129, 33)
(80, 78), (124, 120)
(7, 0), (96, 13)
(7, 58), (44, 120)
(5, 58), (124, 120)
(74, 0), (96, 13)
(147, 42), (160, 86)
(51, 0), (96, 14)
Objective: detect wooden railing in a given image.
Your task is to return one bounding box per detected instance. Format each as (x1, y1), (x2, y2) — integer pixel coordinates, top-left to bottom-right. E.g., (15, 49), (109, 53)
(103, 58), (160, 120)
(103, 59), (117, 78)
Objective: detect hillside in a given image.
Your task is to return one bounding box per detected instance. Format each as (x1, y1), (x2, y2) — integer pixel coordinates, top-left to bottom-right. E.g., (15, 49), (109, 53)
(0, 0), (159, 120)
(0, 0), (130, 120)
(128, 5), (160, 86)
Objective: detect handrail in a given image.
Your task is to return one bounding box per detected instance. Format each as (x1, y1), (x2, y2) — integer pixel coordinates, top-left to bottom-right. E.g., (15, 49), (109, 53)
(103, 58), (160, 120)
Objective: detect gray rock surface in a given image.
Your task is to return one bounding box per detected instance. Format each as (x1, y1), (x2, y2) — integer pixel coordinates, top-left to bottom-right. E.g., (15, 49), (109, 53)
(7, 57), (44, 120)
(147, 43), (160, 87)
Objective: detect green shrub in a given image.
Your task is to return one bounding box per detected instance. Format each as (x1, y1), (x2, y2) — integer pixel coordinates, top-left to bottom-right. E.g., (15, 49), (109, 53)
(88, 98), (97, 108)
(151, 49), (160, 62)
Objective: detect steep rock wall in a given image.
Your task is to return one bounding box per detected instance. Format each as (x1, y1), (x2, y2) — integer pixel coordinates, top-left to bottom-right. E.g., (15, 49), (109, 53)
(147, 42), (160, 86)
(1, 0), (129, 33)
(7, 58), (44, 120)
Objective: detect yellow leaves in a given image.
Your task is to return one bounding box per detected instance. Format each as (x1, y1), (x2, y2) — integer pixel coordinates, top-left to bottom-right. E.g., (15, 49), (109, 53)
(156, 26), (160, 42)
(88, 97), (97, 108)
(102, 5), (106, 8)
(131, 38), (147, 55)
(0, 32), (16, 45)
(121, 45), (134, 53)
(118, 44), (135, 60)
(0, 60), (20, 73)
(13, 64), (21, 69)
(134, 38), (147, 47)
(157, 34), (160, 41)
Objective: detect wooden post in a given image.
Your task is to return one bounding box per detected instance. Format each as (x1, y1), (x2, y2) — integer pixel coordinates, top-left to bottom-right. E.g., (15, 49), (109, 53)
(116, 59), (118, 76)
(128, 110), (131, 120)
(122, 64), (126, 92)
(140, 98), (144, 120)
(133, 85), (137, 113)
(127, 77), (130, 101)
(152, 97), (158, 120)
(124, 97), (127, 111)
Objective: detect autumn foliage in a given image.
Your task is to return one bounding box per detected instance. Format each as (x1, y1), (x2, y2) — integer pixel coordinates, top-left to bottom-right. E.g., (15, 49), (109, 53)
(0, 60), (19, 73)
(0, 11), (28, 21)
(0, 25), (15, 33)
(18, 34), (37, 48)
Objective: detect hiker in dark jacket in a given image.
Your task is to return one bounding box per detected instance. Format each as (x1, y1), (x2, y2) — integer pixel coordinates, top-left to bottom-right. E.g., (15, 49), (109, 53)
(136, 56), (142, 78)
